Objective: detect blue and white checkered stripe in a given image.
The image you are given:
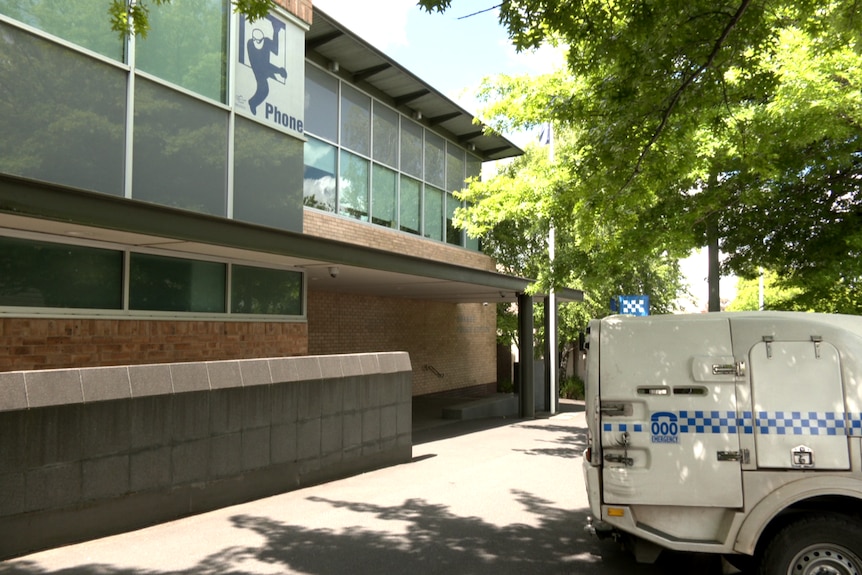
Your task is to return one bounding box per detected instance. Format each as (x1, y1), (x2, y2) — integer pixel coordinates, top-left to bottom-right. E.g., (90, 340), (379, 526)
(756, 411), (846, 436)
(603, 411), (862, 436)
(679, 410), (753, 434)
(602, 422), (644, 433)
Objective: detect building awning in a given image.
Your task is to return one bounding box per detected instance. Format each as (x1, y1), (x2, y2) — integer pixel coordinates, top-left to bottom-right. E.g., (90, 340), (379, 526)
(306, 9), (523, 162)
(0, 174), (583, 305)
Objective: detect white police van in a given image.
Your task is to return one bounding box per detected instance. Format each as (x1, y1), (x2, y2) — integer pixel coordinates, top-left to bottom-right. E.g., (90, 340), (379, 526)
(582, 312), (862, 574)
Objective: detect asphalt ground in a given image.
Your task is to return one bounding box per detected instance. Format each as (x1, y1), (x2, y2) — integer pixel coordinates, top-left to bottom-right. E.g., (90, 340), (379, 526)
(0, 399), (731, 575)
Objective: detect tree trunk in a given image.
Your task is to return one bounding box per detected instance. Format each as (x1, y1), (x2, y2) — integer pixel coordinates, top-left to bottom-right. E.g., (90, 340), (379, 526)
(707, 214), (721, 311)
(707, 170), (721, 312)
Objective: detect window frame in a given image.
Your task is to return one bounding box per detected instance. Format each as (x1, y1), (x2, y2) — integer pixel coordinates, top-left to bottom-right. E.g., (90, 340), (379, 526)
(0, 231), (306, 321)
(302, 62), (485, 250)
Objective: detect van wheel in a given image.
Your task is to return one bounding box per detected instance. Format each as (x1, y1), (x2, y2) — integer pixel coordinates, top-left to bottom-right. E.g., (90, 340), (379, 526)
(758, 514), (862, 575)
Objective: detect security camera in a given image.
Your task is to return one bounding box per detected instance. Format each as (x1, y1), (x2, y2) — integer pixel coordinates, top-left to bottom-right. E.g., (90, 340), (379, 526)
(328, 266), (339, 278)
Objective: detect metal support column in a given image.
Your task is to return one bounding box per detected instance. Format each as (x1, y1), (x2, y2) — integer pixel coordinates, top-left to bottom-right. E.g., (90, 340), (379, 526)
(544, 295), (558, 414)
(518, 292), (534, 418)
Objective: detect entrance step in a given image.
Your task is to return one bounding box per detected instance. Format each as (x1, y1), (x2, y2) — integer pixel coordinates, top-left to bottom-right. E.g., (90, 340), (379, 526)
(441, 393), (518, 420)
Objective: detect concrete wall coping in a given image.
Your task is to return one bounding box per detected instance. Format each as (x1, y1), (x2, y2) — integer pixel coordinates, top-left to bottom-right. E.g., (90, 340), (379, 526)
(0, 352), (412, 412)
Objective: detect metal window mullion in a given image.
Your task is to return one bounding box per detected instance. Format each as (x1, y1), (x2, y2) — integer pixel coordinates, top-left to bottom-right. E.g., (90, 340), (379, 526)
(419, 129), (425, 237)
(226, 263), (232, 315)
(123, 29), (136, 199)
(395, 113), (401, 230)
(123, 250), (131, 311)
(226, 10), (238, 219)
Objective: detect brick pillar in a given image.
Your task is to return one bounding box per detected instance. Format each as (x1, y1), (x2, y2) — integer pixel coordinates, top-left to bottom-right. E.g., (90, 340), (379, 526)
(273, 0), (313, 24)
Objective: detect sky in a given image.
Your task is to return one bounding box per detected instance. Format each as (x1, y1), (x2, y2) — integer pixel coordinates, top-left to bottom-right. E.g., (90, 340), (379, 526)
(313, 0), (563, 144)
(312, 0), (734, 310)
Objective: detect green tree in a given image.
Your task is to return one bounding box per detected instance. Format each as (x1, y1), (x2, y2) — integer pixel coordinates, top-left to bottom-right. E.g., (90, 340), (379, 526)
(424, 0), (862, 312)
(457, 131), (686, 348)
(110, 0), (272, 37)
(727, 271), (802, 311)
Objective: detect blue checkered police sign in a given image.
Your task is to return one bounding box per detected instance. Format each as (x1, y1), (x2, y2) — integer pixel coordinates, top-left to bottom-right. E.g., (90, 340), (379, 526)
(618, 295), (650, 316)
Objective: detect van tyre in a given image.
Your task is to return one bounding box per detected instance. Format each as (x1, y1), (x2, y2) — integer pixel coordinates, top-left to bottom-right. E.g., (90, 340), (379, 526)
(758, 513), (862, 575)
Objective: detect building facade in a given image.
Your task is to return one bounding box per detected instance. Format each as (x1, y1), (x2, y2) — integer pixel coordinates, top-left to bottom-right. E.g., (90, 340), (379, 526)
(0, 0), (556, 397)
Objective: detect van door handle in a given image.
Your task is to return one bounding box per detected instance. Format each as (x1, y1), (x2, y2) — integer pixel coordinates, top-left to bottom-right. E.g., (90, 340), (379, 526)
(600, 403), (629, 416)
(604, 453), (634, 466)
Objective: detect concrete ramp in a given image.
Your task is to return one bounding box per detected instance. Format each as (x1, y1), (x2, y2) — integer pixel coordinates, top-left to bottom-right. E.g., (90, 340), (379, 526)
(441, 393), (518, 420)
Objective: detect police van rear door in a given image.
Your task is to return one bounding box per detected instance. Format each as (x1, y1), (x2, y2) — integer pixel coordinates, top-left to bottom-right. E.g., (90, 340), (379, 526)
(599, 315), (744, 507)
(747, 337), (850, 470)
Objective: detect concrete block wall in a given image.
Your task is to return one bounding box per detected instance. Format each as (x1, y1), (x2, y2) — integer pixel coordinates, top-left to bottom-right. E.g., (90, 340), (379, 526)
(307, 290), (496, 396)
(0, 352), (412, 559)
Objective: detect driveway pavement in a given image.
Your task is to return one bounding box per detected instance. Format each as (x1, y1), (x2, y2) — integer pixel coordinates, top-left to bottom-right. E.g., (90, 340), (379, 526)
(0, 399), (728, 574)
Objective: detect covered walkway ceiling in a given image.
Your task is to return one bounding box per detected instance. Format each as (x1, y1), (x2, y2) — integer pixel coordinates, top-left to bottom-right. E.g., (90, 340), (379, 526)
(0, 174), (583, 305)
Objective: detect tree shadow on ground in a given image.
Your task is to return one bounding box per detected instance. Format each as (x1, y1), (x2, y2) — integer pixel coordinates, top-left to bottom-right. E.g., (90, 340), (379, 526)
(1, 401), (730, 575)
(512, 421), (588, 459)
(0, 487), (726, 575)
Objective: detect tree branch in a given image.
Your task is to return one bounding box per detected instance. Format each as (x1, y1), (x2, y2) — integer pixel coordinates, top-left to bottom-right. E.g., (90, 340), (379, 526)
(618, 0), (753, 194)
(457, 4), (503, 19)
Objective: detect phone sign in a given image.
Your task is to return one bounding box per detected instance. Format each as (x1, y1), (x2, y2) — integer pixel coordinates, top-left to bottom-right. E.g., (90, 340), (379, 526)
(651, 412), (680, 444)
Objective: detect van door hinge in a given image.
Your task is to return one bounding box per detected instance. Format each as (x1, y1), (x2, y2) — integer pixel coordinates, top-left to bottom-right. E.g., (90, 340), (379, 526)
(811, 335), (822, 359)
(717, 449), (750, 464)
(763, 335), (774, 359)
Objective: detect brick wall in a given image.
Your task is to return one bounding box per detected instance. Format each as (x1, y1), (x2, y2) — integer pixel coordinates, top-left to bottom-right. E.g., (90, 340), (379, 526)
(303, 210), (497, 272)
(307, 290), (497, 396)
(0, 319), (308, 372)
(274, 0), (313, 24)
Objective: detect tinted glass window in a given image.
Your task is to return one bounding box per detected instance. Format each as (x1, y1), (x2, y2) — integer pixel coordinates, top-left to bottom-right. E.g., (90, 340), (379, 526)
(0, 237), (122, 309)
(399, 176), (421, 235)
(372, 102), (398, 168)
(446, 192), (463, 246)
(424, 185), (444, 241)
(371, 164), (397, 228)
(466, 156), (482, 251)
(234, 116), (303, 232)
(231, 265), (302, 315)
(133, 78), (228, 215)
(465, 200), (480, 251)
(303, 136), (336, 211)
(0, 0), (123, 60)
(339, 151), (369, 221)
(0, 23), (126, 195)
(465, 232), (480, 251)
(446, 144), (466, 192)
(341, 84), (370, 155)
(424, 132), (445, 188)
(136, 0), (228, 101)
(400, 119), (423, 179)
(130, 253), (225, 312)
(467, 153), (481, 181)
(304, 64), (338, 142)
